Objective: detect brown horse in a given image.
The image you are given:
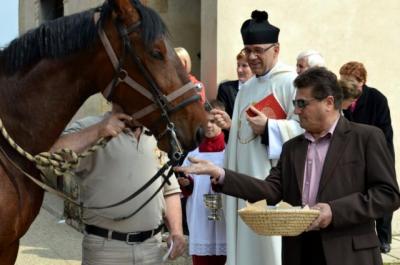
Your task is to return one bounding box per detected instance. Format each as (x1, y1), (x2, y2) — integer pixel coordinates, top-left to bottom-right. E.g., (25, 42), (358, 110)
(0, 0), (206, 264)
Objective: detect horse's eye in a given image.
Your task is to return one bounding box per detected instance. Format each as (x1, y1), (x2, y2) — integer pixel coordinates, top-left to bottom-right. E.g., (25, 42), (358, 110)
(150, 50), (164, 60)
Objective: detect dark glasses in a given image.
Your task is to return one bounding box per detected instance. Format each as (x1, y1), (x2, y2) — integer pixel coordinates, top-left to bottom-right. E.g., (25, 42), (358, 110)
(292, 98), (318, 109)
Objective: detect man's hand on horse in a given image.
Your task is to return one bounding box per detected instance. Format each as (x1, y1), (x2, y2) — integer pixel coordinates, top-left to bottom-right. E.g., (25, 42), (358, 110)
(98, 113), (133, 138)
(210, 108), (231, 130)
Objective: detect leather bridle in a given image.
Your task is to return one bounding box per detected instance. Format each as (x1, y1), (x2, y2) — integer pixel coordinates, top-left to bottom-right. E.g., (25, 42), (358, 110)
(95, 12), (201, 165)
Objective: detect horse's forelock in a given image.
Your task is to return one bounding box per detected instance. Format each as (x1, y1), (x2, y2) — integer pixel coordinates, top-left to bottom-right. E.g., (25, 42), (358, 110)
(133, 2), (169, 49)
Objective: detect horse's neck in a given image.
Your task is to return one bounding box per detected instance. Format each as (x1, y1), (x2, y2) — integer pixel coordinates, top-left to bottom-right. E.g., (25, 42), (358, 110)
(0, 51), (104, 154)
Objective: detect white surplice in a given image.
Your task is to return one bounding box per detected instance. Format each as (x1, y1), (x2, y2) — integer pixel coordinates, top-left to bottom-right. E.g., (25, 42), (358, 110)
(224, 62), (304, 265)
(184, 148), (227, 256)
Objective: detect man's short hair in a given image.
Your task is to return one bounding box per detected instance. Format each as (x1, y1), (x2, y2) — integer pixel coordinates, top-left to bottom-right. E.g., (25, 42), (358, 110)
(339, 61), (367, 83)
(297, 50), (325, 68)
(294, 67), (343, 109)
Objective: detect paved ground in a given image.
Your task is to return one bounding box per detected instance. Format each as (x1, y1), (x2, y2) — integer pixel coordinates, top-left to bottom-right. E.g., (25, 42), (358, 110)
(15, 208), (82, 265)
(383, 236), (400, 265)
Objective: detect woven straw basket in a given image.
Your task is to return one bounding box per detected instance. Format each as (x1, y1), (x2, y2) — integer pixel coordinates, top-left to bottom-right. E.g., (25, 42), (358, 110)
(238, 201), (319, 237)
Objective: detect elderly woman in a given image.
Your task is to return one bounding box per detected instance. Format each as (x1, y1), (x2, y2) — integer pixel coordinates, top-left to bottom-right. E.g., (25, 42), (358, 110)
(296, 49), (325, 74)
(339, 61), (395, 254)
(175, 47), (206, 104)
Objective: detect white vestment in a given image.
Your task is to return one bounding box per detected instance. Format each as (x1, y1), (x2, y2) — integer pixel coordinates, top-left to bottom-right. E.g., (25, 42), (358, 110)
(224, 62), (303, 265)
(184, 149), (226, 256)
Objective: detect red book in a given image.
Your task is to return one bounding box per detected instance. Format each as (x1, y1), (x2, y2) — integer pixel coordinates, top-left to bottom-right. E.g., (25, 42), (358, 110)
(246, 94), (287, 119)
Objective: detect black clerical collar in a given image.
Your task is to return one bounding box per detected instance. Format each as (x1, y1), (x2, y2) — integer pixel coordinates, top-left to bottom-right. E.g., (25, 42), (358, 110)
(256, 69), (271, 78)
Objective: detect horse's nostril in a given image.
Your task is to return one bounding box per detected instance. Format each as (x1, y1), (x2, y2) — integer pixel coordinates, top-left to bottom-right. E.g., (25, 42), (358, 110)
(195, 127), (205, 145)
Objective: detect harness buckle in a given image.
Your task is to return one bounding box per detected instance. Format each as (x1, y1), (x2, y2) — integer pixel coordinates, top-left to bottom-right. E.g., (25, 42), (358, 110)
(117, 69), (128, 82)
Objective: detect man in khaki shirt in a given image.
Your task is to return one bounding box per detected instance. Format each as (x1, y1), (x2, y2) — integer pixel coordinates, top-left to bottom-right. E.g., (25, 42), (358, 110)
(51, 104), (185, 265)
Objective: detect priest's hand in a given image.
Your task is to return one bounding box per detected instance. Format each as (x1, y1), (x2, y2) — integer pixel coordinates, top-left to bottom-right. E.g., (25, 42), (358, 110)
(306, 203), (332, 231)
(246, 106), (268, 135)
(211, 109), (231, 130)
(174, 157), (223, 184)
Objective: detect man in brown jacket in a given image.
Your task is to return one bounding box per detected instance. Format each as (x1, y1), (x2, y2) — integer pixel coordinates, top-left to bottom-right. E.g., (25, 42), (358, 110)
(175, 67), (400, 265)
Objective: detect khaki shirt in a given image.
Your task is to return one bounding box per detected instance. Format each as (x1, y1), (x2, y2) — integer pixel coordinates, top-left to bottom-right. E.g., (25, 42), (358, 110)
(64, 114), (180, 232)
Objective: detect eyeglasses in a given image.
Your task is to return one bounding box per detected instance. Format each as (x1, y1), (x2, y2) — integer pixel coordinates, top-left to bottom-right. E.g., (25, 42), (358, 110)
(241, 44), (276, 57)
(292, 98), (319, 109)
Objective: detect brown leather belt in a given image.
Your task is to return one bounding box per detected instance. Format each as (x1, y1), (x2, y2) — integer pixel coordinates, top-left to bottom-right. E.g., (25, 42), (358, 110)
(85, 224), (163, 244)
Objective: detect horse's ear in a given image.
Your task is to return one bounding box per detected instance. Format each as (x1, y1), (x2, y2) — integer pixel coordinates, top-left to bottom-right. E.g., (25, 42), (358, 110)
(110, 0), (141, 23)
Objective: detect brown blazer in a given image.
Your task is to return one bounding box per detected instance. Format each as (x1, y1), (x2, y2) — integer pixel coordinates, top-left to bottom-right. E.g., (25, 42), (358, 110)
(222, 116), (400, 265)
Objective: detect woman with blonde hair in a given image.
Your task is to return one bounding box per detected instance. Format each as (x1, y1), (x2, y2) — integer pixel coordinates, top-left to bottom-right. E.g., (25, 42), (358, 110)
(216, 50), (253, 118)
(175, 47), (206, 104)
(339, 79), (362, 110)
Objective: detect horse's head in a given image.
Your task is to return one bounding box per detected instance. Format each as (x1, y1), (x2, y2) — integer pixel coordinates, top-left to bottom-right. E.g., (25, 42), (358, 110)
(97, 0), (207, 161)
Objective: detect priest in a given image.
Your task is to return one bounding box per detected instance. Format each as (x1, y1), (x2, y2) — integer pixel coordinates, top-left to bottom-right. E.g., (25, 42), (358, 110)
(212, 10), (303, 265)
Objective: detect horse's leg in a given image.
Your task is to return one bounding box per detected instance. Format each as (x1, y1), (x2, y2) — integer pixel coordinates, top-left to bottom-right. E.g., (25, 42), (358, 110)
(0, 241), (19, 265)
(0, 160), (44, 265)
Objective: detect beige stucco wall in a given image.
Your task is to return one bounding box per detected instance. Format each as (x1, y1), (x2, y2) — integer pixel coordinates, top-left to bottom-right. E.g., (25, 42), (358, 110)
(19, 0), (104, 34)
(200, 0), (218, 100)
(202, 0), (400, 233)
(155, 0), (201, 77)
(18, 0), (36, 31)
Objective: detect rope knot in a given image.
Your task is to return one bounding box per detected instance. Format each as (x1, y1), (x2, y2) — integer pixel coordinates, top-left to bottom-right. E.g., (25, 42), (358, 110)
(35, 148), (80, 176)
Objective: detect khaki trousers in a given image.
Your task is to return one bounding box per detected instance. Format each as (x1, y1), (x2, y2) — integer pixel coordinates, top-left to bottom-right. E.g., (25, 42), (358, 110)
(82, 233), (166, 265)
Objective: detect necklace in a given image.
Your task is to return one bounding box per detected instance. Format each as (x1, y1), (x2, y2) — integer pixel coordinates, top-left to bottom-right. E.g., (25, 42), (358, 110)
(237, 119), (258, 144)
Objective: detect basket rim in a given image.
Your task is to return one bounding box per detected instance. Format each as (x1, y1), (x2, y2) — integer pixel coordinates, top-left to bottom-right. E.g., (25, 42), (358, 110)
(238, 208), (320, 214)
(237, 202), (320, 236)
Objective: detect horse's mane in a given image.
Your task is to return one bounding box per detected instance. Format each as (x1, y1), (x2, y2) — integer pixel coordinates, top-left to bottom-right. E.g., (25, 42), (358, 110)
(0, 0), (167, 75)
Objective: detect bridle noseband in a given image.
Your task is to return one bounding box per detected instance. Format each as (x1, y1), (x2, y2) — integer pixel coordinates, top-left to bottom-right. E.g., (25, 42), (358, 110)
(95, 12), (201, 164)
